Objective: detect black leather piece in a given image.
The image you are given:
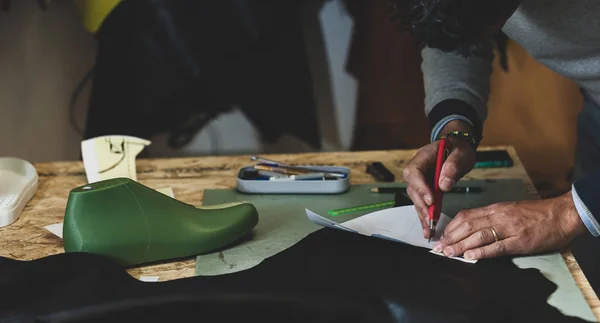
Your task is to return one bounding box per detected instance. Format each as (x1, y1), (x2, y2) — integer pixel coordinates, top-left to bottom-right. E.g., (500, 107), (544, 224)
(0, 249), (394, 323)
(0, 229), (587, 323)
(84, 0), (320, 149)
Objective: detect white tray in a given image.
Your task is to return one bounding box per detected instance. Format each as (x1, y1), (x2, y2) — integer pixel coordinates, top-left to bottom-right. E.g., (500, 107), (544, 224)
(236, 165), (350, 194)
(0, 157), (38, 227)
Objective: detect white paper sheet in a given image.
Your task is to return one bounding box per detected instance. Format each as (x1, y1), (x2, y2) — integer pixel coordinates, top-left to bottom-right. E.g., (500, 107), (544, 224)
(428, 250), (477, 264)
(155, 187), (175, 198)
(306, 206), (477, 263)
(44, 222), (64, 238)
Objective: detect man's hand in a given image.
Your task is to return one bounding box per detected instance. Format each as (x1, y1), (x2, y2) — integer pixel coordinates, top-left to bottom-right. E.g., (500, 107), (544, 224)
(433, 192), (587, 260)
(403, 120), (476, 239)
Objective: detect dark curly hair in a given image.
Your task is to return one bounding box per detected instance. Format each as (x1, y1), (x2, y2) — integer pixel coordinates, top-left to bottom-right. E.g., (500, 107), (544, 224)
(388, 0), (520, 57)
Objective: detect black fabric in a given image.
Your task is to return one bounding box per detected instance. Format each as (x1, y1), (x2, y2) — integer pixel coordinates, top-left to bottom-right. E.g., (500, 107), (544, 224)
(428, 99), (484, 147)
(0, 229), (587, 323)
(83, 0), (320, 149)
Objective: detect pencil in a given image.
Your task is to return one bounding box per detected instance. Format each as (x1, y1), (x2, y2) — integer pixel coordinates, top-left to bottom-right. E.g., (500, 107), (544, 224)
(370, 186), (483, 193)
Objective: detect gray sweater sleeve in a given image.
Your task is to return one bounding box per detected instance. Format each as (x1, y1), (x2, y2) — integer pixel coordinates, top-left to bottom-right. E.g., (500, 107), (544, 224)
(421, 40), (495, 142)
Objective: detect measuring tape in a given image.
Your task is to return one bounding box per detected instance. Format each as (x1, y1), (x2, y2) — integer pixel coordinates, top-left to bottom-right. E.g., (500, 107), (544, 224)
(328, 200), (394, 217)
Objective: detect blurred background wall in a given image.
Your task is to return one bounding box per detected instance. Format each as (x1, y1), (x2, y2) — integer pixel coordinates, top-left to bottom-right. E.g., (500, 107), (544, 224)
(0, 0), (582, 197)
(0, 0), (359, 161)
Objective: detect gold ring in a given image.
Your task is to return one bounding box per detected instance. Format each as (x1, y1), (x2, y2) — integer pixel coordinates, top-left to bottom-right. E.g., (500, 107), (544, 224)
(491, 227), (500, 242)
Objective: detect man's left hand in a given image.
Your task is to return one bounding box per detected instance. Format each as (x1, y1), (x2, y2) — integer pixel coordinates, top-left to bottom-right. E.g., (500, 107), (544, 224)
(432, 191), (587, 261)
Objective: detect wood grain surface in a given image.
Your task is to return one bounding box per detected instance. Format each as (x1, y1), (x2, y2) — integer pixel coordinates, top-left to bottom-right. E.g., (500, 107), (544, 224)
(1, 146), (598, 320)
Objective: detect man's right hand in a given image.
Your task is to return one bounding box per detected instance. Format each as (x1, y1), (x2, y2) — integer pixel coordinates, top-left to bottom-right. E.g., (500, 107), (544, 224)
(402, 120), (477, 239)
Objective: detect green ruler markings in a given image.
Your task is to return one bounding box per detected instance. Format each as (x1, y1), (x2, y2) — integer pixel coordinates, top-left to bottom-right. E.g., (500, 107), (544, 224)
(328, 200), (394, 217)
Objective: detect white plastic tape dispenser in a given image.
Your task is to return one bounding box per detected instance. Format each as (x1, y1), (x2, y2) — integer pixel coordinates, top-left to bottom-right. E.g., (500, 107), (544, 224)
(0, 157), (38, 227)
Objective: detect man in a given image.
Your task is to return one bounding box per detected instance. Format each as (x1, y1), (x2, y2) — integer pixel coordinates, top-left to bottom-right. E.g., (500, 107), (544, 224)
(396, 0), (600, 287)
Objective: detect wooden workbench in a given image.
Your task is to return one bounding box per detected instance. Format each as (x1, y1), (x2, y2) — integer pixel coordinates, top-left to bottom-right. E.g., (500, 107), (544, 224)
(1, 146), (598, 319)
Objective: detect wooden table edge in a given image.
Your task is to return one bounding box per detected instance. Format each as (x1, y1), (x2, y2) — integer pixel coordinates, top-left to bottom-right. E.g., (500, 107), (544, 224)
(502, 147), (600, 321)
(17, 145), (600, 320)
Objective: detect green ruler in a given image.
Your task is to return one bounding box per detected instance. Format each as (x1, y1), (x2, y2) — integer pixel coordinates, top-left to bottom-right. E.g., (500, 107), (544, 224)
(328, 200), (394, 216)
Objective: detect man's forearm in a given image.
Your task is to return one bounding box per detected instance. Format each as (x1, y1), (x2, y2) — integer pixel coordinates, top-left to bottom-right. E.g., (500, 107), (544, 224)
(421, 42), (494, 136)
(420, 43), (493, 146)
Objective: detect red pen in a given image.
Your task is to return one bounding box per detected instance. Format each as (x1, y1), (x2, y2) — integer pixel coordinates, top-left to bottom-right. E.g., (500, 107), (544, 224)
(428, 137), (451, 242)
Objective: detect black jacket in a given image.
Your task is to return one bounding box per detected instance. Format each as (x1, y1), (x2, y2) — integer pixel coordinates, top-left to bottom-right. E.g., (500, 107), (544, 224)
(83, 0), (320, 150)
